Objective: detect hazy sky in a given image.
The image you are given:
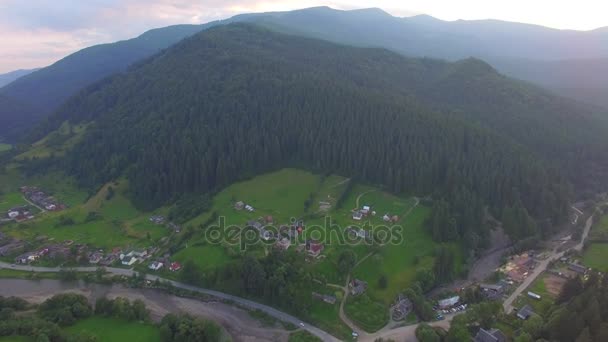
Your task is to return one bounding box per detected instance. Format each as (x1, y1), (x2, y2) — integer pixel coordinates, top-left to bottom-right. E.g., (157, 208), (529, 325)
(1, 0), (607, 73)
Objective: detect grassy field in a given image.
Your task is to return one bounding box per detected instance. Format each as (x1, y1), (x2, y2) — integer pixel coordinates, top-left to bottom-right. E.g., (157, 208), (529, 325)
(351, 205), (443, 303)
(514, 273), (557, 317)
(15, 122), (87, 161)
(64, 317), (161, 342)
(186, 168), (322, 227)
(0, 191), (29, 212)
(343, 294), (389, 332)
(0, 336), (30, 342)
(0, 143), (12, 152)
(173, 243), (235, 271)
(583, 243), (608, 272)
(2, 179), (169, 249)
(289, 330), (323, 342)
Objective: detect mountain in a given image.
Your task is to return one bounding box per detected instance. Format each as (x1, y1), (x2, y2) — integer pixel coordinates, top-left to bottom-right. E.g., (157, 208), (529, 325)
(490, 57), (608, 108)
(3, 7), (608, 142)
(27, 24), (608, 246)
(0, 95), (37, 142)
(242, 7), (608, 107)
(245, 6), (608, 60)
(0, 68), (39, 88)
(0, 24), (214, 141)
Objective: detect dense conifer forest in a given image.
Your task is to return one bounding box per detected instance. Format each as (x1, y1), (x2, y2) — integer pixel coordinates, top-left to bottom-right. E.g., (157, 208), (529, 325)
(26, 24), (608, 245)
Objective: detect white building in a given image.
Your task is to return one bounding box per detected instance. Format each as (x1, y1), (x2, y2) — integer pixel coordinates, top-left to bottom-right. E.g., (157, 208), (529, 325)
(122, 256), (137, 266)
(148, 261), (164, 271)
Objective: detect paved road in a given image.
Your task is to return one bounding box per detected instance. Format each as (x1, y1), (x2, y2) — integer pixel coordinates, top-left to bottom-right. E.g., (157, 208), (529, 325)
(0, 261), (339, 342)
(503, 213), (594, 313)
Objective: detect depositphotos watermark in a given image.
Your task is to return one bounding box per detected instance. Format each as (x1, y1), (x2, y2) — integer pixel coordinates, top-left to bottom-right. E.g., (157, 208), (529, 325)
(203, 216), (404, 251)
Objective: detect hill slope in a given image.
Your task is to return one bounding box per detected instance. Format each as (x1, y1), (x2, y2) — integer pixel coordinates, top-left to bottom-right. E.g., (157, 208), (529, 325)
(0, 24), (212, 141)
(29, 24), (590, 245)
(0, 68), (39, 88)
(3, 7), (608, 142)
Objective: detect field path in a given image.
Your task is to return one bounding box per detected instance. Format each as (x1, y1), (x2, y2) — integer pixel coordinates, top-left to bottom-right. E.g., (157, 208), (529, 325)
(355, 190), (376, 209)
(22, 195), (46, 213)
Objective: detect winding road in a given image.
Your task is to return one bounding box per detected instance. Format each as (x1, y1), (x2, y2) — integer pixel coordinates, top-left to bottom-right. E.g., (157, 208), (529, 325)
(1, 200), (592, 341)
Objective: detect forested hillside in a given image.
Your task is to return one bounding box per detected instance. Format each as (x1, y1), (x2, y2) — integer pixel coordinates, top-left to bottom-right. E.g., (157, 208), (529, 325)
(0, 94), (37, 142)
(3, 6), (608, 142)
(27, 24), (591, 246)
(0, 24), (212, 141)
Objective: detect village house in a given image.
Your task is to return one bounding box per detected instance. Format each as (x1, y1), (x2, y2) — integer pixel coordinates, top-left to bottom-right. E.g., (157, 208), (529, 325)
(516, 304), (534, 320)
(15, 252), (40, 264)
(438, 295), (460, 309)
(349, 279), (368, 296)
(100, 254), (118, 266)
(568, 262), (588, 275)
(121, 255), (137, 266)
(88, 251), (104, 264)
(352, 211), (363, 221)
(148, 261), (164, 271)
(474, 328), (507, 342)
(259, 227), (274, 241)
(312, 292), (337, 304)
(149, 215), (165, 224)
(169, 262), (182, 272)
(275, 238), (291, 251)
(361, 205), (371, 214)
(480, 283), (506, 300)
(245, 205), (255, 212)
(306, 240), (324, 257)
(234, 201), (245, 210)
(391, 294), (413, 321)
(168, 222), (181, 233)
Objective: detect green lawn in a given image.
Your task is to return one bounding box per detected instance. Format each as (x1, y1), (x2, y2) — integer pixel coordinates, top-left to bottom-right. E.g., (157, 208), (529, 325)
(0, 192), (28, 212)
(352, 206), (441, 304)
(64, 317), (161, 342)
(583, 243), (608, 272)
(173, 244), (235, 271)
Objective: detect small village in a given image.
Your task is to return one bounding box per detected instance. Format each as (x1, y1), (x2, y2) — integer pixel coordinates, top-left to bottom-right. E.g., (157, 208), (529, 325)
(0, 174), (604, 342)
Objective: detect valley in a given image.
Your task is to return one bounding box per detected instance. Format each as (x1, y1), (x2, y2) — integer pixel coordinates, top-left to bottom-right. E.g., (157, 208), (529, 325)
(0, 5), (607, 342)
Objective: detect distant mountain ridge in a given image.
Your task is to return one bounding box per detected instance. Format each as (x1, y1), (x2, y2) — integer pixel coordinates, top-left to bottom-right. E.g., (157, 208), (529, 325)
(1, 6), (607, 142)
(0, 68), (39, 88)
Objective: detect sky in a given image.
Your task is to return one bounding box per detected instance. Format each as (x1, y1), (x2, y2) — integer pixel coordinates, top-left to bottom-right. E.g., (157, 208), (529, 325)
(1, 0), (607, 73)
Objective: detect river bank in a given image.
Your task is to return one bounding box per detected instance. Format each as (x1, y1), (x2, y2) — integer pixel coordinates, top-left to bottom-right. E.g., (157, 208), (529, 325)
(0, 278), (291, 342)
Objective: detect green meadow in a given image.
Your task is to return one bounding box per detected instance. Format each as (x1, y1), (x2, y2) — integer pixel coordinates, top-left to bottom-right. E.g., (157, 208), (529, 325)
(64, 317), (161, 342)
(2, 178), (169, 249)
(583, 243), (608, 272)
(0, 143), (12, 152)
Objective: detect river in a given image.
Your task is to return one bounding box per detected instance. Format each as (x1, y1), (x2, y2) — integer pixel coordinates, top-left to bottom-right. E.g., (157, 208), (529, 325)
(0, 278), (290, 342)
